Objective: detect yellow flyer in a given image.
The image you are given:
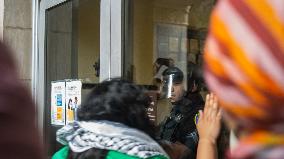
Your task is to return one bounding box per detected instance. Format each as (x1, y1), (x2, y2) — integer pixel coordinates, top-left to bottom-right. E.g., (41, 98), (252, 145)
(65, 80), (82, 124)
(51, 81), (66, 125)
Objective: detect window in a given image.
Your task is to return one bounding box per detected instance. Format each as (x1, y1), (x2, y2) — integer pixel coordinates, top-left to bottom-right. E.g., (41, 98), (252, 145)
(123, 0), (214, 124)
(43, 0), (100, 155)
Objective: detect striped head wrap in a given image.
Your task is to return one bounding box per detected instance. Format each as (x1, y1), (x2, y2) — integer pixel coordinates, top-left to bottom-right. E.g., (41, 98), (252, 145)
(204, 0), (284, 158)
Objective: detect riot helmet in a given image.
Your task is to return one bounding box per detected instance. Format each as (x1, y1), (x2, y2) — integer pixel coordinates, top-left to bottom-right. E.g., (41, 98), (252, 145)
(160, 67), (184, 99)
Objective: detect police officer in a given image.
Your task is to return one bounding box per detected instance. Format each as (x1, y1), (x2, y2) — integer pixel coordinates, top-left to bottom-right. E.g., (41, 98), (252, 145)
(159, 67), (204, 158)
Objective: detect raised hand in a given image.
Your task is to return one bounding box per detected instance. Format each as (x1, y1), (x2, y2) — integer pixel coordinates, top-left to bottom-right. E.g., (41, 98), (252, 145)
(197, 93), (222, 144)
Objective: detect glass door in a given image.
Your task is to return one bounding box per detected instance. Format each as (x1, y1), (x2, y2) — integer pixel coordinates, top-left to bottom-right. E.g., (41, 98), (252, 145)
(38, 0), (102, 157)
(45, 1), (75, 156)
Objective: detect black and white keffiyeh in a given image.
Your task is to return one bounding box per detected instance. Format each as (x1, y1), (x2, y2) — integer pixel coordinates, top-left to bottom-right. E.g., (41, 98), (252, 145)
(56, 121), (168, 158)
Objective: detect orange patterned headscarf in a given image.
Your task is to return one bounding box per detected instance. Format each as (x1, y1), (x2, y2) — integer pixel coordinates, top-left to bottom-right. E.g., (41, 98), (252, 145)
(204, 0), (284, 158)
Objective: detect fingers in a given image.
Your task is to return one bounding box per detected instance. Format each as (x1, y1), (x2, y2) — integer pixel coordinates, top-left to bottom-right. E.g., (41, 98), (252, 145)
(204, 93), (221, 121)
(205, 93), (213, 120)
(209, 95), (218, 120)
(216, 109), (222, 121)
(204, 94), (210, 115)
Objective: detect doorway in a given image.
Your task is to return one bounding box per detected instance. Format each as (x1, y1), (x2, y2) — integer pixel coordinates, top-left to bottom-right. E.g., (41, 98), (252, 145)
(38, 0), (101, 156)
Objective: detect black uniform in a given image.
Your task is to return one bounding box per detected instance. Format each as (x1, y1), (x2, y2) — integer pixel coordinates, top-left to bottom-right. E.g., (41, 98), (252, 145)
(160, 95), (203, 157)
(186, 91), (205, 108)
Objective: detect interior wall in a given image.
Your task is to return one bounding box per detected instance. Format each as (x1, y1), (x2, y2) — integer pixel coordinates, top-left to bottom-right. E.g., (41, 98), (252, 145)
(133, 0), (154, 85)
(153, 5), (190, 25)
(78, 0), (100, 83)
(133, 0), (191, 85)
(132, 1), (190, 124)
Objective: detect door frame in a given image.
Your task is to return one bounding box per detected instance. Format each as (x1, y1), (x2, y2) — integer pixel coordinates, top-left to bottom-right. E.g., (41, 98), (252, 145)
(35, 0), (124, 134)
(36, 0), (70, 137)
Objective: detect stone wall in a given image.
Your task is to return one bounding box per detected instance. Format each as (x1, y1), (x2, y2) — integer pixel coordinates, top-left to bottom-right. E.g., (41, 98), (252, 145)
(2, 0), (33, 89)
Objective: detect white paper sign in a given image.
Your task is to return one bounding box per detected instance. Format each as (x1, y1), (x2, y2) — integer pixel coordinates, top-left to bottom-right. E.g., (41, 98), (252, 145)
(51, 81), (66, 125)
(65, 80), (82, 124)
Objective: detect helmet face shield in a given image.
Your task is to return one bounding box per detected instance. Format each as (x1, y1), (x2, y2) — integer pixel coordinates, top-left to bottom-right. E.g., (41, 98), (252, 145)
(159, 67), (184, 99)
(161, 74), (174, 99)
(160, 74), (183, 99)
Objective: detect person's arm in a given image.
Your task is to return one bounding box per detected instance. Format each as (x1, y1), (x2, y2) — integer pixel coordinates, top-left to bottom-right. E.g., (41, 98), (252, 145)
(196, 93), (222, 159)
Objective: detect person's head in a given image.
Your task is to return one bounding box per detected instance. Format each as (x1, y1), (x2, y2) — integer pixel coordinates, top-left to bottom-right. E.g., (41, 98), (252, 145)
(153, 58), (171, 84)
(162, 67), (184, 103)
(168, 58), (175, 67)
(155, 58), (170, 68)
(0, 41), (43, 158)
(77, 78), (155, 137)
(154, 58), (170, 73)
(204, 0), (284, 158)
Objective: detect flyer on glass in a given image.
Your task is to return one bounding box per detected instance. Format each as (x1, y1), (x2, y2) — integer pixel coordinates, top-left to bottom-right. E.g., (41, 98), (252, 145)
(51, 81), (66, 125)
(65, 80), (82, 124)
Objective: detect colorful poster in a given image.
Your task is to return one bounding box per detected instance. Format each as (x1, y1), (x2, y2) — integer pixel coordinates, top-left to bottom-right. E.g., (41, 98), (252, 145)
(51, 81), (66, 125)
(65, 80), (82, 124)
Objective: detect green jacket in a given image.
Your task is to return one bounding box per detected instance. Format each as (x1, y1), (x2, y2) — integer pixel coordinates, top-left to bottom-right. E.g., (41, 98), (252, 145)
(52, 146), (168, 159)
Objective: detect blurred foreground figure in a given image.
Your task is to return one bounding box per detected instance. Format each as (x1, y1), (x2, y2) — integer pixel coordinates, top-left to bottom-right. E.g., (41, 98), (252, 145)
(0, 41), (43, 158)
(53, 79), (169, 159)
(202, 0), (284, 158)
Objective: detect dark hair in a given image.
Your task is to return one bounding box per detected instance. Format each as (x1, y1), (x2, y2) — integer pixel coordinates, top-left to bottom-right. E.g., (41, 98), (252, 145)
(77, 79), (154, 135)
(187, 68), (204, 91)
(69, 79), (156, 159)
(155, 58), (170, 67)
